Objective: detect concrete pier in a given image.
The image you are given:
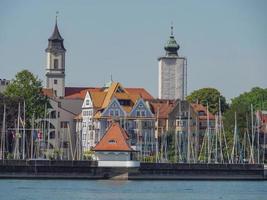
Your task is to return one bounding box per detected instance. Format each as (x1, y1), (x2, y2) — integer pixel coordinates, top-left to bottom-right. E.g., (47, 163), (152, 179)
(0, 160), (265, 180)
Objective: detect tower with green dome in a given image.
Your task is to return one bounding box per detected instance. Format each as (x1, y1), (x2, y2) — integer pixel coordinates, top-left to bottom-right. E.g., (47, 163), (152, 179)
(158, 25), (187, 100)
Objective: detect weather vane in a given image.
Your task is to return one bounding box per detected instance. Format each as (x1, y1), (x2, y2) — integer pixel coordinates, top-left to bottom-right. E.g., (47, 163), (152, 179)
(56, 11), (59, 23)
(171, 21), (174, 36)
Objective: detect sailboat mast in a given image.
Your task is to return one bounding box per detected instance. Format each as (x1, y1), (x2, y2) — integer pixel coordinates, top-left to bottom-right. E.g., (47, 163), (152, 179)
(257, 112), (260, 164)
(31, 113), (34, 159)
(1, 104), (6, 160)
(22, 100), (26, 159)
(187, 104), (191, 163)
(206, 103), (211, 163)
(250, 104), (255, 163)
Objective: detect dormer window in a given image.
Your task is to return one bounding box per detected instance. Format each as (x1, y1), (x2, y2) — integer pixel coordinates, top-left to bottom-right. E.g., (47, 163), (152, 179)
(108, 139), (116, 144)
(54, 59), (59, 69)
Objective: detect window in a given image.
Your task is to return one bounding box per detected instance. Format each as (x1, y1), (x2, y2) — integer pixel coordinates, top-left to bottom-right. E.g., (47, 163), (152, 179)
(110, 110), (114, 116)
(115, 109), (119, 116)
(108, 139), (116, 144)
(90, 132), (94, 139)
(49, 131), (55, 139)
(83, 122), (86, 127)
(54, 59), (59, 69)
(141, 110), (146, 117)
(54, 79), (57, 84)
(86, 99), (90, 106)
(61, 121), (68, 128)
(136, 110), (140, 117)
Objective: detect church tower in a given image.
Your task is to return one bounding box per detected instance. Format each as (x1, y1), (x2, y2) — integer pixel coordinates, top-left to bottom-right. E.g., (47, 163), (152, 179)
(158, 26), (187, 100)
(45, 17), (66, 97)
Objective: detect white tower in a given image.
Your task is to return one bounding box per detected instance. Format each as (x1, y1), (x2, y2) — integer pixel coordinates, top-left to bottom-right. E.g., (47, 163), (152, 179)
(45, 17), (66, 97)
(158, 26), (187, 100)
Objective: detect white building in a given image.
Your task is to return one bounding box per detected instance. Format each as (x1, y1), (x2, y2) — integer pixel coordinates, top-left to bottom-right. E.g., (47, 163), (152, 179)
(158, 26), (187, 100)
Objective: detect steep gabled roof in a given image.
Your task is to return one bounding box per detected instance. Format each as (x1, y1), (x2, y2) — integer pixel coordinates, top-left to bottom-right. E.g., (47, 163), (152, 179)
(125, 88), (154, 100)
(93, 122), (133, 152)
(149, 99), (175, 119)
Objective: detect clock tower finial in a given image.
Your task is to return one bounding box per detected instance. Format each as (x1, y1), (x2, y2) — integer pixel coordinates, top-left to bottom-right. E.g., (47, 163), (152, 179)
(45, 15), (66, 97)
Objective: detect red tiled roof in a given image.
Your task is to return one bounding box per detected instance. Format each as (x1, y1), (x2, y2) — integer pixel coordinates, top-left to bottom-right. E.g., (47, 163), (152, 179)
(64, 88), (101, 99)
(65, 87), (102, 99)
(93, 122), (133, 151)
(149, 99), (175, 119)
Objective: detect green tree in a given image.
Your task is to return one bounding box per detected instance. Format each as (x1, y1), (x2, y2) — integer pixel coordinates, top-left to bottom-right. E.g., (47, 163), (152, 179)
(186, 88), (229, 114)
(0, 93), (21, 128)
(4, 70), (50, 127)
(223, 87), (267, 133)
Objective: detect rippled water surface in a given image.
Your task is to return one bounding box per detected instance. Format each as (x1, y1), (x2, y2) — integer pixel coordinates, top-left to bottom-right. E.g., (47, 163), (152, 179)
(0, 179), (266, 200)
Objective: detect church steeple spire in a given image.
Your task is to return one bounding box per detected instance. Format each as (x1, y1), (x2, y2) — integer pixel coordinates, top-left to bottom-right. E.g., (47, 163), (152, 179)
(45, 13), (66, 97)
(46, 13), (66, 52)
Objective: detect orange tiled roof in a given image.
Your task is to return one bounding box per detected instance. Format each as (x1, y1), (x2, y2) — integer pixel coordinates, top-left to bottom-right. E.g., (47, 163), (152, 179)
(64, 87), (102, 99)
(90, 91), (107, 108)
(93, 122), (133, 151)
(64, 85), (153, 101)
(65, 87), (100, 96)
(149, 99), (175, 119)
(125, 88), (154, 100)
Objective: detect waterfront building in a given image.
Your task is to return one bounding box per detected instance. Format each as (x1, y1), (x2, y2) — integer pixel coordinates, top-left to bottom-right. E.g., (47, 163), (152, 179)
(93, 122), (133, 161)
(75, 82), (156, 159)
(158, 26), (187, 100)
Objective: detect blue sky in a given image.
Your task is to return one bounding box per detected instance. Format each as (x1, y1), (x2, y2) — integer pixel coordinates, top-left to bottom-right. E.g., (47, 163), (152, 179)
(0, 0), (266, 100)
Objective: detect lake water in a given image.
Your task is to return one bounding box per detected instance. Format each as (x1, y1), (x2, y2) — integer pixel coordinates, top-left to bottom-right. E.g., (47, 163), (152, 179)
(0, 179), (266, 200)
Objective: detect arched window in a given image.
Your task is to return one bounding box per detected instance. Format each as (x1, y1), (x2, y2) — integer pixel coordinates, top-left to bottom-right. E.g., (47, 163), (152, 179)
(54, 59), (59, 69)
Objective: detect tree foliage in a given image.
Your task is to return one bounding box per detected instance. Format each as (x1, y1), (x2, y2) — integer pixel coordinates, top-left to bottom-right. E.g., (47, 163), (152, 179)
(186, 88), (229, 114)
(3, 70), (50, 127)
(0, 93), (21, 128)
(223, 87), (267, 133)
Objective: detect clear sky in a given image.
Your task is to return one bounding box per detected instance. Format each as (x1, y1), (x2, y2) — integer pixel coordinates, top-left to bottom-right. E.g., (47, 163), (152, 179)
(0, 0), (266, 100)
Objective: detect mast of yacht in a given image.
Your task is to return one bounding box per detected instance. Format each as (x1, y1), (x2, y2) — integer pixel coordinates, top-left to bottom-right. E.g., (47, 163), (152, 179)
(187, 104), (191, 163)
(155, 107), (159, 162)
(14, 102), (21, 159)
(218, 98), (224, 163)
(206, 103), (211, 163)
(67, 124), (74, 160)
(250, 104), (255, 163)
(263, 123), (266, 164)
(47, 110), (50, 155)
(257, 112), (260, 164)
(1, 104), (6, 160)
(30, 113), (35, 159)
(231, 112), (237, 163)
(215, 114), (218, 163)
(22, 100), (26, 159)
